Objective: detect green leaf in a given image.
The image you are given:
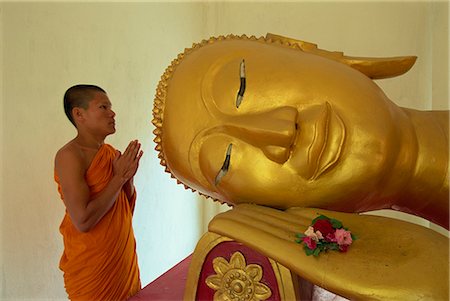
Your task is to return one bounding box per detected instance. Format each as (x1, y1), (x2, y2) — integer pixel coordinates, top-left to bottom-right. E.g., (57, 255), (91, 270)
(328, 243), (339, 250)
(311, 214), (329, 224)
(305, 247), (315, 256)
(313, 248), (321, 256)
(316, 241), (325, 248)
(330, 218), (343, 229)
(295, 233), (305, 238)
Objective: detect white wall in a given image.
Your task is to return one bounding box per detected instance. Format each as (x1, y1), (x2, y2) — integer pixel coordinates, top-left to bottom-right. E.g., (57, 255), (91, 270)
(0, 2), (215, 300)
(1, 1), (447, 300)
(428, 1), (449, 109)
(0, 2), (4, 298)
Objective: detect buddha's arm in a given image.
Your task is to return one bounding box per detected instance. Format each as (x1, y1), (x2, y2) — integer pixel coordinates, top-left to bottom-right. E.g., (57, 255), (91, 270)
(208, 204), (449, 301)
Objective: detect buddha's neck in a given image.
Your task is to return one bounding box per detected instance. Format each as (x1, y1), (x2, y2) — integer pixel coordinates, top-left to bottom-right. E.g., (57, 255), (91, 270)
(395, 108), (449, 229)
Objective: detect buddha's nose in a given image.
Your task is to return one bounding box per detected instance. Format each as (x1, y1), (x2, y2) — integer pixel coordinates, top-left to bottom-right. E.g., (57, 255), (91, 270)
(227, 106), (298, 163)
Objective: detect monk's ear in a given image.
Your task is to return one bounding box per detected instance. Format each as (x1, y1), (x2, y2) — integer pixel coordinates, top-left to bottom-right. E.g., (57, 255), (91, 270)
(72, 107), (85, 124)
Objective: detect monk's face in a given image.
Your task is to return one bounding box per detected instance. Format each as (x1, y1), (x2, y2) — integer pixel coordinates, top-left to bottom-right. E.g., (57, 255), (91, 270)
(79, 92), (116, 136)
(161, 39), (403, 209)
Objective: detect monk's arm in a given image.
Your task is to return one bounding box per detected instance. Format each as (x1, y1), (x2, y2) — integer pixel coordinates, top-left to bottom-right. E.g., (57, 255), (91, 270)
(55, 148), (134, 233)
(123, 178), (135, 204)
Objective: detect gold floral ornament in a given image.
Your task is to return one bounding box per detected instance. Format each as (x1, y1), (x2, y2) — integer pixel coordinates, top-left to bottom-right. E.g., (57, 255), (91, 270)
(205, 251), (272, 301)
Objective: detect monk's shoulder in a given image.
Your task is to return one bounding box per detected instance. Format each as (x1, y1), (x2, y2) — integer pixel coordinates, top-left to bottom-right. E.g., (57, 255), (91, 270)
(55, 141), (87, 172)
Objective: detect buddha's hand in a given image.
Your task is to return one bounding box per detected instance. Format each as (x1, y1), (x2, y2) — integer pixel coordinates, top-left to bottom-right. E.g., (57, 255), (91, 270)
(208, 204), (449, 301)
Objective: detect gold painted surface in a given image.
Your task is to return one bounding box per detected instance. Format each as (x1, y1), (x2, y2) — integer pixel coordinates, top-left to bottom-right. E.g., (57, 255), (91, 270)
(152, 33), (449, 229)
(206, 251), (272, 301)
(155, 33), (449, 300)
(208, 204), (449, 301)
(266, 33), (417, 79)
(267, 259), (299, 301)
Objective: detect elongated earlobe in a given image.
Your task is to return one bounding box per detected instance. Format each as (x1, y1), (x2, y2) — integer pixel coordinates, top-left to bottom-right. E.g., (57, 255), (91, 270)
(266, 33), (417, 79)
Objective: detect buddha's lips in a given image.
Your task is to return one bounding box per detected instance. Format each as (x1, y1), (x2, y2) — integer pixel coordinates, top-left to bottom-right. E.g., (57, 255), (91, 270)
(290, 102), (346, 180)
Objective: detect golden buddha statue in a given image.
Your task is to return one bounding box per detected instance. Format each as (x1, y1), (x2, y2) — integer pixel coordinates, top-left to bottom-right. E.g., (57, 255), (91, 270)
(153, 33), (448, 230)
(152, 33), (449, 300)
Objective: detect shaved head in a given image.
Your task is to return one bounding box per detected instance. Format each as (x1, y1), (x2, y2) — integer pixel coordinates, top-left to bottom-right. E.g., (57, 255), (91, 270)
(63, 84), (106, 127)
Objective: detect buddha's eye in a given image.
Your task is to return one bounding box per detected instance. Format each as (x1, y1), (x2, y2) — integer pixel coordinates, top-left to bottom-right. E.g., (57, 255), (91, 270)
(214, 144), (233, 186)
(235, 60), (246, 108)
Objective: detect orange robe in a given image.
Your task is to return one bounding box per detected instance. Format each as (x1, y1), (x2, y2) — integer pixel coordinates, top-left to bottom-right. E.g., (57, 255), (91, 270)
(55, 144), (141, 301)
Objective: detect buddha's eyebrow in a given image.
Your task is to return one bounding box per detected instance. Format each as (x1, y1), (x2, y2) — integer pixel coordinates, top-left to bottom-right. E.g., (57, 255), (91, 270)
(236, 60), (246, 108)
(214, 144), (233, 186)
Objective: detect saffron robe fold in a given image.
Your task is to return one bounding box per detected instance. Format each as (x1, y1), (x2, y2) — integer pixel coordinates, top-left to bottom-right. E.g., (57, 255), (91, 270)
(55, 144), (141, 301)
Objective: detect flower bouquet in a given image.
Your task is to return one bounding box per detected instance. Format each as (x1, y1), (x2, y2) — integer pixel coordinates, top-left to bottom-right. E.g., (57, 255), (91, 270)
(295, 214), (356, 256)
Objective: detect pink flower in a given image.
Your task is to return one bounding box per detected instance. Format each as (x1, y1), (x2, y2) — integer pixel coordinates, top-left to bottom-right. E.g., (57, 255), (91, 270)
(335, 228), (352, 246)
(296, 215), (356, 256)
(302, 236), (317, 250)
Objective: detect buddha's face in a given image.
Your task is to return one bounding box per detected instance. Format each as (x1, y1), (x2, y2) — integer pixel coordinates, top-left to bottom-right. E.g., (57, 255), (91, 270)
(161, 39), (403, 209)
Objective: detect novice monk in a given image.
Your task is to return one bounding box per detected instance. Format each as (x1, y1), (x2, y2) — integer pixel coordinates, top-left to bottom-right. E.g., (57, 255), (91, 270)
(54, 84), (143, 301)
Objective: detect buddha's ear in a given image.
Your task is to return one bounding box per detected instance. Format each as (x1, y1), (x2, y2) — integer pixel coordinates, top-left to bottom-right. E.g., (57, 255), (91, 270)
(266, 33), (417, 79)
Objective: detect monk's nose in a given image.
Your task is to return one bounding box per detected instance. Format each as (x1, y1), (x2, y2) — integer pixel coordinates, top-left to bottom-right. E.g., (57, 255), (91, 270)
(228, 106), (298, 163)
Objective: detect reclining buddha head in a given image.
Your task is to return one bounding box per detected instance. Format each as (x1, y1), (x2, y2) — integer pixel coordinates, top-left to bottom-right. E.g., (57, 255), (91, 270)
(152, 34), (417, 210)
